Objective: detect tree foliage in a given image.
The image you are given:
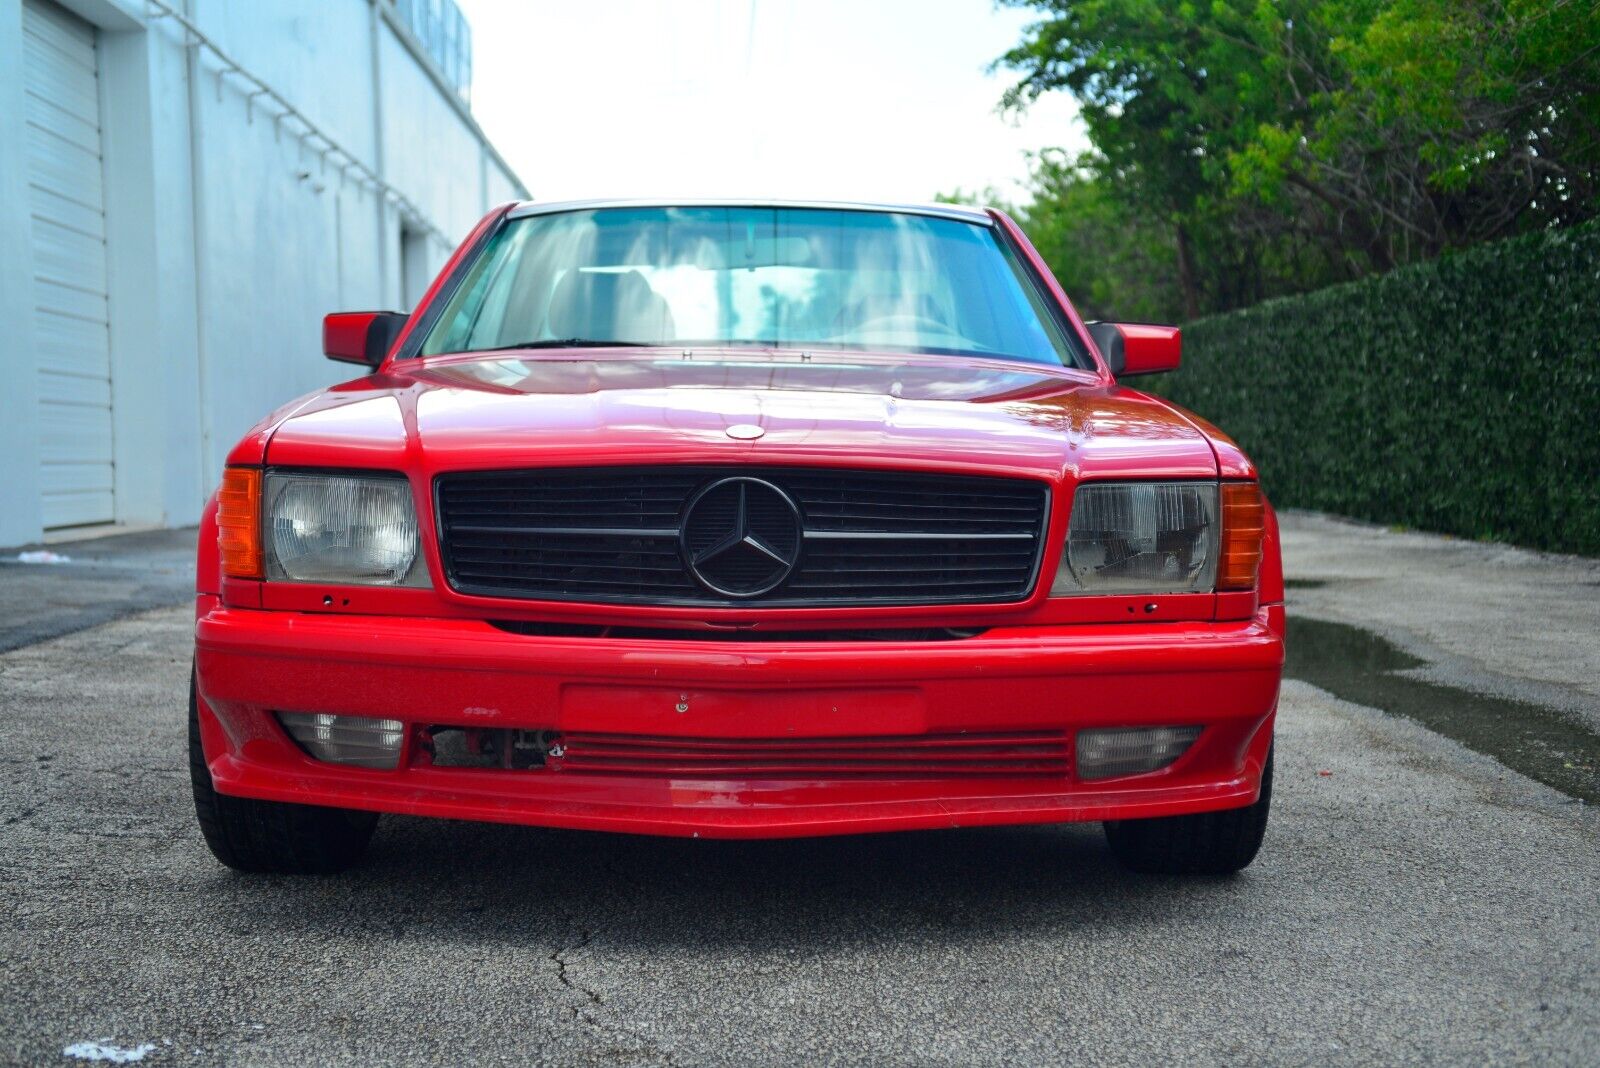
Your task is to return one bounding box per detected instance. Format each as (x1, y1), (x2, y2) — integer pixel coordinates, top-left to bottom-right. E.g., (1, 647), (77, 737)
(1015, 150), (1185, 321)
(995, 0), (1600, 322)
(1146, 218), (1600, 555)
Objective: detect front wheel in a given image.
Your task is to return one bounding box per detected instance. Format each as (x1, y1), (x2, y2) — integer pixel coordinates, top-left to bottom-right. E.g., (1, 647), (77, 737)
(1103, 750), (1272, 875)
(188, 672), (377, 874)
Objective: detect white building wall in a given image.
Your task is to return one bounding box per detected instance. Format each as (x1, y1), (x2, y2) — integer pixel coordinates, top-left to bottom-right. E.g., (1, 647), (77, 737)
(0, 0), (526, 547)
(0, 0), (46, 539)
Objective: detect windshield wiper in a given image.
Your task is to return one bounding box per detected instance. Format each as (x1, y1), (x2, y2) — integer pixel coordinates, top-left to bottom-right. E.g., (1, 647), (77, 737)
(501, 338), (654, 350)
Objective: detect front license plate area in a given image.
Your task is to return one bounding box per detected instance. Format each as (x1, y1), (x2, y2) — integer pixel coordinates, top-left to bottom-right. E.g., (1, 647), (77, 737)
(559, 686), (926, 738)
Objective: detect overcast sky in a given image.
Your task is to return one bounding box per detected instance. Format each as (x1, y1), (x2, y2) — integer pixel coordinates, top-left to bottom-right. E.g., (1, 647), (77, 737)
(455, 0), (1086, 206)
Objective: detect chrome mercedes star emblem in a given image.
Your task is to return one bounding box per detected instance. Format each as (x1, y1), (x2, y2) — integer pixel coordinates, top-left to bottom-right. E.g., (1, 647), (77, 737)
(680, 477), (802, 598)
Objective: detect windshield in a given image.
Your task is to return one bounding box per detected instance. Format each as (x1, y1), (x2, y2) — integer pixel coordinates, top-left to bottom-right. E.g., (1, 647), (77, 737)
(419, 206), (1086, 368)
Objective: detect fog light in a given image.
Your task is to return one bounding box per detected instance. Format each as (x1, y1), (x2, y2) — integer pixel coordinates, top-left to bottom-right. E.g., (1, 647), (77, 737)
(1077, 726), (1201, 780)
(278, 712), (404, 769)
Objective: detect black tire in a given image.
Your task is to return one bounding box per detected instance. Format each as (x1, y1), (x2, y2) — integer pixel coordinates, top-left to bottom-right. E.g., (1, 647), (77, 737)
(1103, 750), (1272, 875)
(189, 672), (378, 874)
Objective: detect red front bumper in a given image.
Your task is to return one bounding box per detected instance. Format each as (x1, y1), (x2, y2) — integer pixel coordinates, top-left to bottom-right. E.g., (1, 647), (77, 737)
(193, 596), (1283, 839)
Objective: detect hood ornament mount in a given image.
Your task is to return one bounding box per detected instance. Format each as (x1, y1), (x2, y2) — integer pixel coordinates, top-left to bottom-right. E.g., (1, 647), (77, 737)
(725, 424), (765, 440)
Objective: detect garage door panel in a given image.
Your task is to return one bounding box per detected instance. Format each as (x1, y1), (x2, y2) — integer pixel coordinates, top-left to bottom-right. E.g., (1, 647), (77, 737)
(22, 30), (97, 85)
(23, 0), (94, 54)
(24, 90), (100, 155)
(39, 486), (117, 529)
(30, 215), (107, 291)
(40, 460), (115, 494)
(29, 184), (105, 240)
(34, 276), (109, 325)
(21, 42), (97, 119)
(39, 404), (115, 464)
(35, 309), (111, 379)
(24, 12), (94, 57)
(26, 0), (113, 530)
(38, 369), (112, 409)
(24, 122), (103, 209)
(26, 4), (93, 50)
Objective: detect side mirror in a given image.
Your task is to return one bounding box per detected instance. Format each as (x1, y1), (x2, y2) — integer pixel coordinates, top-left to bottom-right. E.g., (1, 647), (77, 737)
(1085, 322), (1181, 377)
(323, 311), (408, 368)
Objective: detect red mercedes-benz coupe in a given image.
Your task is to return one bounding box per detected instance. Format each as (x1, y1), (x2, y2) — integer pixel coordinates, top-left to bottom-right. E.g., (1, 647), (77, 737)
(190, 199), (1282, 876)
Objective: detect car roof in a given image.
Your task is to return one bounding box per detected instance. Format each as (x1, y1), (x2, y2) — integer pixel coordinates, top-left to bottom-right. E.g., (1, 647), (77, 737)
(505, 197), (995, 225)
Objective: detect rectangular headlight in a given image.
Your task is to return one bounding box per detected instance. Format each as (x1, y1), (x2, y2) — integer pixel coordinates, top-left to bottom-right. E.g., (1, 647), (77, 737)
(1052, 482), (1218, 596)
(264, 472), (428, 586)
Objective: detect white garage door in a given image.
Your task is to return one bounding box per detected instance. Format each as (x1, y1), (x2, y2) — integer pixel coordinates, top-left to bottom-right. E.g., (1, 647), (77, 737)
(23, 0), (114, 529)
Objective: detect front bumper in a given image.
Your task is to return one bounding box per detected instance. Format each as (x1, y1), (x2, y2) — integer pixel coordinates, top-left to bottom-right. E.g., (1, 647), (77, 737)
(193, 596), (1283, 838)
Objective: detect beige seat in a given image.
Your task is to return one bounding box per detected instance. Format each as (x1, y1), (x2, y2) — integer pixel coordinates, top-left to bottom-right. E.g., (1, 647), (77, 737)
(545, 269), (676, 343)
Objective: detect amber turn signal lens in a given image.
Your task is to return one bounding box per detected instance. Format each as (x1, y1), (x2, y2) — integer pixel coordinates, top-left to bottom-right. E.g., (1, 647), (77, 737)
(217, 467), (263, 579)
(1219, 482), (1265, 590)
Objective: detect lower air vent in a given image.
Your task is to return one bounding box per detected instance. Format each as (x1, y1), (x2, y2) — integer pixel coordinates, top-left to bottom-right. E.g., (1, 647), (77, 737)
(548, 730), (1072, 780)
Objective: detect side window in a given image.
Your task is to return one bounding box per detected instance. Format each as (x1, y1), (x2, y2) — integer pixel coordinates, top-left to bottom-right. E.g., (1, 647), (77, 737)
(993, 234), (1086, 369)
(421, 226), (523, 355)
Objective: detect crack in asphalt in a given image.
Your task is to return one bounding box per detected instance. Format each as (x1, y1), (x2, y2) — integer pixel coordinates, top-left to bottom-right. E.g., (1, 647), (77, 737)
(549, 926), (684, 1066)
(549, 928), (600, 1012)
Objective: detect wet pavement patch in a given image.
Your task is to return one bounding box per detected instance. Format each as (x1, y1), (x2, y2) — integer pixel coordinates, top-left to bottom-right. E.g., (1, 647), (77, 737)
(1283, 578), (1329, 589)
(1285, 615), (1600, 802)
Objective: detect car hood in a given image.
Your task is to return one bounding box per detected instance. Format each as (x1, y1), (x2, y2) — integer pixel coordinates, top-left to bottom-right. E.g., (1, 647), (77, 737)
(262, 349), (1221, 483)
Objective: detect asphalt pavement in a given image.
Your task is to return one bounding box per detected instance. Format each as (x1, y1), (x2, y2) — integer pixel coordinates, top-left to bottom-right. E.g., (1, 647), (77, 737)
(1, 515), (1596, 1066)
(0, 528), (197, 654)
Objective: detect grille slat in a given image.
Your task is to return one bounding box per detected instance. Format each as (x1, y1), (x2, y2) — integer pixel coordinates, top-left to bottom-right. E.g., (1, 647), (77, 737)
(804, 548), (1039, 561)
(436, 466), (1048, 606)
(454, 572), (694, 588)
(447, 545), (682, 561)
(552, 730), (1072, 779)
(791, 564), (1036, 576)
(452, 567), (689, 581)
(448, 528), (682, 540)
(450, 555), (685, 569)
(786, 580), (1029, 591)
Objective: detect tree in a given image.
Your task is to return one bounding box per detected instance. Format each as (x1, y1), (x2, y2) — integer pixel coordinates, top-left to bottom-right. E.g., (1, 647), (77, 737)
(954, 152), (1186, 321)
(995, 0), (1600, 320)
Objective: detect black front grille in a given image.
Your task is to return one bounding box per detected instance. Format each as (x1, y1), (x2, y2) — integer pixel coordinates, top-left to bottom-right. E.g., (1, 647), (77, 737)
(435, 466), (1050, 607)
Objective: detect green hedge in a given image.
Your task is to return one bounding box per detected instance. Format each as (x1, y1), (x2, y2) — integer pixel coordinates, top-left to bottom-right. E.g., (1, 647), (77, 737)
(1146, 220), (1600, 556)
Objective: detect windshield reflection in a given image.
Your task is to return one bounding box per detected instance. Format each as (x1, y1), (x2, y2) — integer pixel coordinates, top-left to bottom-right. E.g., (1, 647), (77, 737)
(420, 206), (1085, 369)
